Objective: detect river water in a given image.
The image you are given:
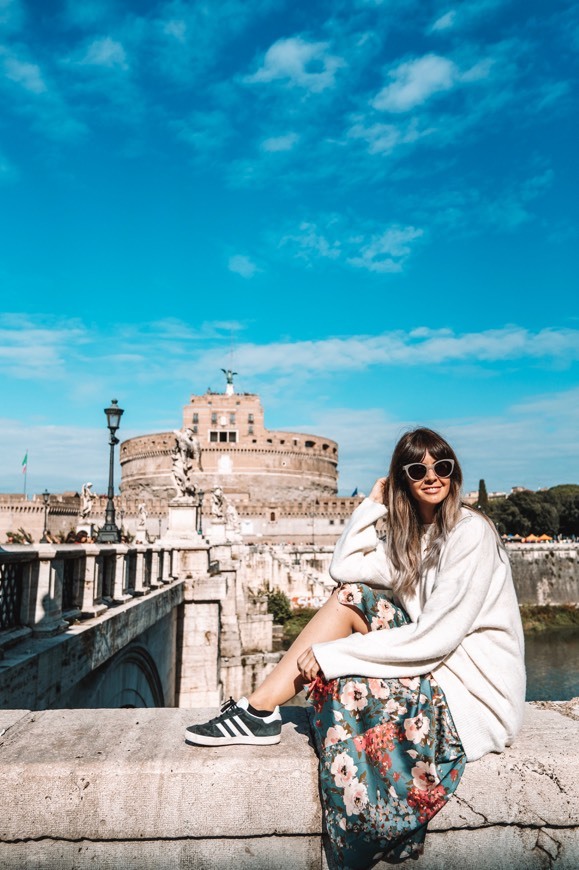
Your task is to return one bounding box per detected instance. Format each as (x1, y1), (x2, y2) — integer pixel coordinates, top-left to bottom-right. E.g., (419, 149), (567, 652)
(525, 627), (579, 701)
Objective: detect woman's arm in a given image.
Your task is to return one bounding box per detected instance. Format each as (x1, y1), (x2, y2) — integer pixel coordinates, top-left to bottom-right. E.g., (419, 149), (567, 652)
(329, 486), (393, 587)
(315, 514), (498, 679)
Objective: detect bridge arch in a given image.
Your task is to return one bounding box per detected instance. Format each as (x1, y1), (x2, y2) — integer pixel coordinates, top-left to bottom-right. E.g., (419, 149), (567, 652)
(79, 644), (166, 708)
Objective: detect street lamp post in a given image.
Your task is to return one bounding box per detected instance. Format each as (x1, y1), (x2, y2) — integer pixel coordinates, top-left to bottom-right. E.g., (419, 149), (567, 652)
(96, 399), (124, 544)
(39, 489), (50, 543)
(196, 489), (205, 535)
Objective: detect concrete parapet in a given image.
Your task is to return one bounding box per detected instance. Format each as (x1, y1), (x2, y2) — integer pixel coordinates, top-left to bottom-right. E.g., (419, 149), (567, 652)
(0, 702), (577, 869)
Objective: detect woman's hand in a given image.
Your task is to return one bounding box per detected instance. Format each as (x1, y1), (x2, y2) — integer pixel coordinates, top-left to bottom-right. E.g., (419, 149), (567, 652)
(369, 477), (388, 504)
(297, 646), (322, 683)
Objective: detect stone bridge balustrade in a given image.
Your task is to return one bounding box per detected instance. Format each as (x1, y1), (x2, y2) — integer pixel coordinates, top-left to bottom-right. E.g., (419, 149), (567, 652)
(0, 542), (190, 710)
(0, 543), (182, 647)
(1, 537), (281, 711)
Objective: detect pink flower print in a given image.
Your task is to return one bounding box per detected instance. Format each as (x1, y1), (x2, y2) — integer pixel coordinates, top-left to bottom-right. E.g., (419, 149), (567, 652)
(323, 724), (350, 748)
(368, 678), (390, 699)
(330, 751), (357, 787)
(412, 761), (439, 791)
(344, 778), (369, 816)
(376, 599), (395, 622)
(399, 676), (420, 690)
(385, 698), (406, 718)
(403, 713), (430, 743)
(340, 680), (368, 712)
(337, 584), (363, 606)
(370, 615), (390, 630)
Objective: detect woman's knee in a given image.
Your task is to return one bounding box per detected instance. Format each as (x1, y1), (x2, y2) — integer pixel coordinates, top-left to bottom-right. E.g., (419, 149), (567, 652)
(331, 585), (369, 634)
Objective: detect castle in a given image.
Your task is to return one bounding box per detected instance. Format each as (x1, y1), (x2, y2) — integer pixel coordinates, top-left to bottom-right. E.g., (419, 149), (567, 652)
(117, 372), (358, 543)
(120, 373), (339, 504)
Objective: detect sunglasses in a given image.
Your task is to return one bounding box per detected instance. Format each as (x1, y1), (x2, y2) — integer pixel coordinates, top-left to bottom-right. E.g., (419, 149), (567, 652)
(402, 459), (455, 482)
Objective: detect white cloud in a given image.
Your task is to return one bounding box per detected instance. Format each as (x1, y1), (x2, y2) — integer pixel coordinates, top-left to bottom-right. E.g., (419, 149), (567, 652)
(2, 54), (47, 93)
(195, 326), (579, 379)
(0, 316), (89, 379)
(279, 218), (422, 272)
(279, 221), (342, 263)
(78, 37), (128, 70)
(430, 11), (457, 32)
(261, 132), (299, 152)
(245, 36), (344, 92)
(228, 255), (260, 278)
(347, 225), (423, 273)
(372, 54), (458, 113)
(163, 19), (187, 43)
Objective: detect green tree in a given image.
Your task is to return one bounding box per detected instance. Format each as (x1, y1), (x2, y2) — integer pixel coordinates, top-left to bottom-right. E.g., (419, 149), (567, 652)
(487, 499), (530, 536)
(476, 479), (489, 513)
(266, 588), (293, 625)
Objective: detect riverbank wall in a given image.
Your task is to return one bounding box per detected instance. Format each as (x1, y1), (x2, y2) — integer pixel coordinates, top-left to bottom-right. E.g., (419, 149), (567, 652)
(507, 544), (579, 605)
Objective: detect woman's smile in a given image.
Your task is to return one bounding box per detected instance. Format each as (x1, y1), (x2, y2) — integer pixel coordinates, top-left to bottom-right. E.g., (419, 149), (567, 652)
(407, 450), (451, 522)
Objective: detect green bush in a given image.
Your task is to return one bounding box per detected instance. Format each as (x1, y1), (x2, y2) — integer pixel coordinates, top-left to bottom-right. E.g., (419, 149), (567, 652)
(282, 608), (318, 648)
(266, 588), (293, 625)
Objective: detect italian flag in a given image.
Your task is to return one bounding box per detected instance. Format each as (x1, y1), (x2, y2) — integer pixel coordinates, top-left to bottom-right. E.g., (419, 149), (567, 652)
(21, 451), (28, 474)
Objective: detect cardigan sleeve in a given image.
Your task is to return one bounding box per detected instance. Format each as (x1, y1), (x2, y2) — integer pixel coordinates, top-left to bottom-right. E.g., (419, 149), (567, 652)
(314, 514), (498, 680)
(329, 497), (393, 588)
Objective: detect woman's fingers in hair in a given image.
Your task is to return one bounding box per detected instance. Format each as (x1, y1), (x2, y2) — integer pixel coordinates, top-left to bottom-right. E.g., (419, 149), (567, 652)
(369, 477), (388, 504)
(297, 647), (321, 682)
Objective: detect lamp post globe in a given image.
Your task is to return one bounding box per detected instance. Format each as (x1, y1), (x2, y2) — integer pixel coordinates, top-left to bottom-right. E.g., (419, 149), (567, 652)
(40, 489), (50, 543)
(96, 399), (124, 544)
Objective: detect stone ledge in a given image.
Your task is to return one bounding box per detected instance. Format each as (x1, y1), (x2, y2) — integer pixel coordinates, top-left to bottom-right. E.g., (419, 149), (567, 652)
(0, 703), (577, 869)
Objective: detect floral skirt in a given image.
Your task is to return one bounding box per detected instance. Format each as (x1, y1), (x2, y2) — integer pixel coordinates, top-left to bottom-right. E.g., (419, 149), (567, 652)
(308, 584), (466, 870)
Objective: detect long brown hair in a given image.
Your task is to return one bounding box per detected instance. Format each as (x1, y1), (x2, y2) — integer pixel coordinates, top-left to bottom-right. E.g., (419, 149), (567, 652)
(383, 428), (463, 596)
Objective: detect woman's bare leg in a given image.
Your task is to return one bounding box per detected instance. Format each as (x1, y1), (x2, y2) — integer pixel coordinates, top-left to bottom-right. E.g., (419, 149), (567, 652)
(247, 589), (368, 710)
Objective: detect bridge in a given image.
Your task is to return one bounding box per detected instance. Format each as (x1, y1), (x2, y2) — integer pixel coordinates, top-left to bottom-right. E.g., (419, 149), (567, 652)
(0, 537), (278, 711)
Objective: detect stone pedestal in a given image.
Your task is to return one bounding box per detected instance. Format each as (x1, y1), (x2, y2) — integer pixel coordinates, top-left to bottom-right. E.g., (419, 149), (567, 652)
(206, 520), (227, 545)
(134, 528), (148, 545)
(163, 498), (200, 543)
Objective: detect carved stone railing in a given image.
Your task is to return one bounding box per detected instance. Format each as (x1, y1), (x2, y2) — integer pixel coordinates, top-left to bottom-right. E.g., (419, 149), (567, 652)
(0, 702), (576, 868)
(0, 543), (184, 653)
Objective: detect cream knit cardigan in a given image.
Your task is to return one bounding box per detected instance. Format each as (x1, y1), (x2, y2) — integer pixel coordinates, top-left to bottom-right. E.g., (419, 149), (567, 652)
(312, 498), (526, 762)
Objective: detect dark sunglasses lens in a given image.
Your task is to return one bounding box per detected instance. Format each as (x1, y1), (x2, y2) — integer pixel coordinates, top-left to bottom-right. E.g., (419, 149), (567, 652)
(407, 464), (426, 481)
(434, 460), (453, 478)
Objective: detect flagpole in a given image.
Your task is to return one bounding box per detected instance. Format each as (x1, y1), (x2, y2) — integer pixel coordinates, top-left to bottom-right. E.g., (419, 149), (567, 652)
(22, 448), (28, 499)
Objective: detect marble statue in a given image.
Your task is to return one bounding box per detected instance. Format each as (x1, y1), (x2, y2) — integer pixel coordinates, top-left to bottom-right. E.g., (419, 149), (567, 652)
(80, 482), (96, 519)
(137, 502), (147, 529)
(224, 500), (241, 534)
(211, 487), (224, 520)
(171, 427), (202, 497)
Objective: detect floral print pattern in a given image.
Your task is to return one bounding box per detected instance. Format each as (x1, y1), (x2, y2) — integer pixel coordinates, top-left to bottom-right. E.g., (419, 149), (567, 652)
(308, 584), (466, 869)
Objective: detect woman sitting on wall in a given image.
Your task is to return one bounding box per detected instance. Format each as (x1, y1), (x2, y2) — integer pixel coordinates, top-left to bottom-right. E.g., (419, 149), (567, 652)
(185, 427), (526, 868)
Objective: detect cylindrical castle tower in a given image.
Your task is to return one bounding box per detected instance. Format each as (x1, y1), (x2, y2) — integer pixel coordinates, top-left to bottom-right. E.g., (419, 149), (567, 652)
(120, 379), (338, 503)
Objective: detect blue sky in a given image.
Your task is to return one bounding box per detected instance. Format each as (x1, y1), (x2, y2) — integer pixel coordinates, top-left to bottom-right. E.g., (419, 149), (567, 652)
(1, 0), (578, 497)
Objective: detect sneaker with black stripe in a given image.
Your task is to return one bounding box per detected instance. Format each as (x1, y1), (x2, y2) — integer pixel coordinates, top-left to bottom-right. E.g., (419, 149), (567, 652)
(184, 697), (282, 746)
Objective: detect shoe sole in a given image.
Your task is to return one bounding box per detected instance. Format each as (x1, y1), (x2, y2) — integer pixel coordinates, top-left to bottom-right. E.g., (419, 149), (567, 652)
(184, 730), (281, 746)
